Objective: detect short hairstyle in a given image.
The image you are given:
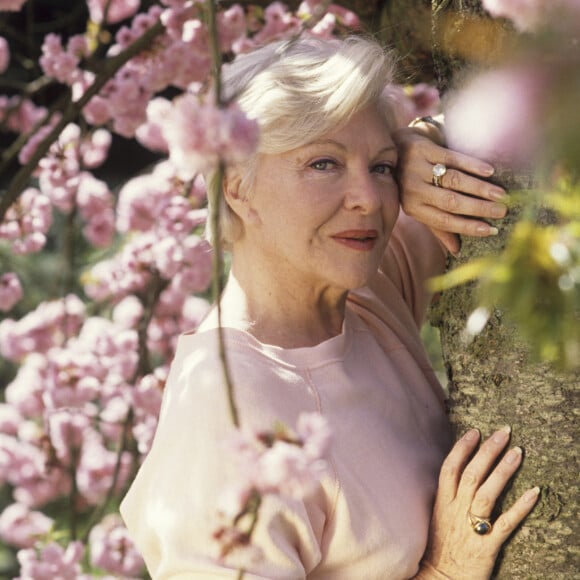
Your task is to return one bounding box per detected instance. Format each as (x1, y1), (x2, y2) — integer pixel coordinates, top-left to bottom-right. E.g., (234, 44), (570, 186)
(207, 35), (397, 247)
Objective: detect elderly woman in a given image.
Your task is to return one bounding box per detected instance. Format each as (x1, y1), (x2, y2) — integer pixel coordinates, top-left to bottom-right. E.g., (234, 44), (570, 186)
(121, 36), (538, 579)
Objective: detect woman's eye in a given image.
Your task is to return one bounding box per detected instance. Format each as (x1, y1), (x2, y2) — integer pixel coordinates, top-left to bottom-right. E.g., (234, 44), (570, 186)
(310, 159), (336, 171)
(372, 163), (394, 175)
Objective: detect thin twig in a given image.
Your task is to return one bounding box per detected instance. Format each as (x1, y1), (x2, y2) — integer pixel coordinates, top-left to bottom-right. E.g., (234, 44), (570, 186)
(207, 0), (240, 429)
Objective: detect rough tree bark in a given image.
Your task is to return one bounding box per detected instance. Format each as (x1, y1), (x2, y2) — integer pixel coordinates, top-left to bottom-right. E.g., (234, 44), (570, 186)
(428, 1), (580, 578)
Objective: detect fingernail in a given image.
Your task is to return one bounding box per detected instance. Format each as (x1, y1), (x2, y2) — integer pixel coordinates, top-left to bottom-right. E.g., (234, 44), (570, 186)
(492, 425), (511, 443)
(491, 204), (507, 218)
(463, 428), (479, 441)
(524, 486), (541, 502)
(505, 446), (522, 464)
(481, 165), (495, 176)
(489, 189), (507, 201)
(476, 225), (499, 236)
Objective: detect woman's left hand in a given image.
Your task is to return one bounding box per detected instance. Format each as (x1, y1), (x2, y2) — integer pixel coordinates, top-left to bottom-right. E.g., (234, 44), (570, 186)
(394, 127), (509, 255)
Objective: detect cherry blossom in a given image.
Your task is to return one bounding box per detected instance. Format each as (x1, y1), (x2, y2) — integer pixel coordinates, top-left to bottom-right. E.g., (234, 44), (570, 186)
(162, 95), (260, 178)
(87, 0), (140, 24)
(0, 502), (53, 548)
(16, 541), (86, 580)
(89, 514), (145, 576)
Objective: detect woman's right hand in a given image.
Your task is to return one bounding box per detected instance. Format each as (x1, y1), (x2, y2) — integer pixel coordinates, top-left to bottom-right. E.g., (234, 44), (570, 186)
(415, 427), (540, 579)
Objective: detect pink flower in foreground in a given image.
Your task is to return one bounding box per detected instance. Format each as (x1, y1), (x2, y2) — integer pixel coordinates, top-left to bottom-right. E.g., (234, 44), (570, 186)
(0, 272), (23, 311)
(87, 0), (140, 24)
(0, 502), (53, 548)
(482, 0), (544, 31)
(224, 412), (332, 500)
(0, 0), (27, 11)
(162, 95), (259, 179)
(444, 65), (546, 167)
(482, 0), (580, 32)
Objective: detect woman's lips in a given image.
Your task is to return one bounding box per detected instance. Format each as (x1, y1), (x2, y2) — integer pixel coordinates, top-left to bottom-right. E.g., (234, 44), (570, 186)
(331, 229), (378, 251)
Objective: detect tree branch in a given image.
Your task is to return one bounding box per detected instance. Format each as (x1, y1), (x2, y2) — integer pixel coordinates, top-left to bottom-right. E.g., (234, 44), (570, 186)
(0, 19), (164, 222)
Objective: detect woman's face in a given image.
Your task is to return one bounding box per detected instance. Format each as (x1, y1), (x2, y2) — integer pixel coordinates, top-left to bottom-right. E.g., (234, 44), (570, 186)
(238, 104), (400, 294)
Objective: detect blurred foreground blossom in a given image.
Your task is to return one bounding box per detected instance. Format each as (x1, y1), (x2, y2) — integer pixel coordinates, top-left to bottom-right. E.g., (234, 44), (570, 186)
(213, 412), (332, 559)
(482, 0), (580, 32)
(444, 65), (545, 167)
(162, 95), (260, 179)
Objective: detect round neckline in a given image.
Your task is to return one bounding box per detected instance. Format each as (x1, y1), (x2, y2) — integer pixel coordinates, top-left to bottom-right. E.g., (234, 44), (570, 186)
(191, 307), (359, 369)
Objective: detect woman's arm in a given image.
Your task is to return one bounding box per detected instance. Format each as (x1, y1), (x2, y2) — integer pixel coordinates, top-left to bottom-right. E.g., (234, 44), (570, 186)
(395, 126), (509, 256)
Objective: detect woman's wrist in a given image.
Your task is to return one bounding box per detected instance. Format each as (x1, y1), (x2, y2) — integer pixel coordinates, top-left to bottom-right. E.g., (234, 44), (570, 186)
(411, 560), (452, 580)
(408, 115), (446, 147)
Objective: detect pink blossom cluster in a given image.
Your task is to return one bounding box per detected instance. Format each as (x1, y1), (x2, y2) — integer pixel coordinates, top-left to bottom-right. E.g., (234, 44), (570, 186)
(0, 294), (85, 361)
(0, 187), (52, 254)
(87, 0), (140, 25)
(89, 514), (145, 576)
(40, 33), (89, 85)
(21, 122), (116, 247)
(82, 4), (212, 138)
(161, 95), (260, 178)
(0, 502), (53, 548)
(85, 161), (212, 310)
(15, 541), (87, 580)
(214, 413), (332, 558)
(0, 95), (47, 134)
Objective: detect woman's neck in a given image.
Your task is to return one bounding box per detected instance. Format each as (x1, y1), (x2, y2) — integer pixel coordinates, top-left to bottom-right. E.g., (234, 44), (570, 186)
(208, 263), (348, 349)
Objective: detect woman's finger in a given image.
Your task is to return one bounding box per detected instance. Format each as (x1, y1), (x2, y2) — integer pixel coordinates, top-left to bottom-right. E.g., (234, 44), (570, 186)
(470, 446), (524, 517)
(428, 146), (496, 180)
(436, 428), (481, 505)
(404, 203), (501, 238)
(491, 486), (541, 542)
(430, 168), (507, 204)
(456, 426), (512, 506)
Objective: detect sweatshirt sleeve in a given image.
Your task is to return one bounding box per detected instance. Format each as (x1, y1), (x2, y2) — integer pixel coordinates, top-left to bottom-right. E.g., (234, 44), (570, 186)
(120, 335), (327, 580)
(379, 212), (447, 327)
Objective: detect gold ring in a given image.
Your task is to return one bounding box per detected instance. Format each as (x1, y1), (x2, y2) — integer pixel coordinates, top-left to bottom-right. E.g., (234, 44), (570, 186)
(432, 163), (447, 187)
(468, 511), (493, 535)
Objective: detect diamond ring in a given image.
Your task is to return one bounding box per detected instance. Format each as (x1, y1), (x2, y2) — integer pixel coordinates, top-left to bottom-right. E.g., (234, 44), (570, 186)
(432, 163), (447, 187)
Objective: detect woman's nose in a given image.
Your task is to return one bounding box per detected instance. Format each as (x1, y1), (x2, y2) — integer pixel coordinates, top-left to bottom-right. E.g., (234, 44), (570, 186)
(343, 172), (383, 214)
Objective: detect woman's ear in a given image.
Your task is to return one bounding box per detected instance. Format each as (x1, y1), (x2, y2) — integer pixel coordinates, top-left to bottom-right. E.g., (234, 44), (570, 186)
(223, 165), (261, 225)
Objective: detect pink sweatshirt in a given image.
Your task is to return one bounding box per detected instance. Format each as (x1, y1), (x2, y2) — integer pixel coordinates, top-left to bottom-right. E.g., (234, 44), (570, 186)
(120, 215), (452, 579)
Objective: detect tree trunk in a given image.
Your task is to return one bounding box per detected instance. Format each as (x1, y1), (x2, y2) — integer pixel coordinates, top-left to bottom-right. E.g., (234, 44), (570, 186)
(430, 2), (580, 577)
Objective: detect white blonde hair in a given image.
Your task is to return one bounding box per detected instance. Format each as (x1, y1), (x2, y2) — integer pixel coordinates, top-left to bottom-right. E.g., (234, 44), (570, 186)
(207, 35), (398, 247)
